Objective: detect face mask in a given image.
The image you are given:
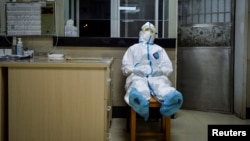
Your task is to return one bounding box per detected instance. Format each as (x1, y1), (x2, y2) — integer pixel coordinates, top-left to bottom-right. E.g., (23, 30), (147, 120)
(142, 31), (154, 43)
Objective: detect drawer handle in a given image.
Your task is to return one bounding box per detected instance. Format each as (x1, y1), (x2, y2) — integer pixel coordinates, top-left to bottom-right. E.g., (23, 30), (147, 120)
(107, 133), (112, 140)
(107, 106), (112, 111)
(107, 78), (111, 82)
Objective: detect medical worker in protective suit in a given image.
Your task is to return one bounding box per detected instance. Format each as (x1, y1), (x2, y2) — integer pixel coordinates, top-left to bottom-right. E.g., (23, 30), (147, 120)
(121, 22), (183, 121)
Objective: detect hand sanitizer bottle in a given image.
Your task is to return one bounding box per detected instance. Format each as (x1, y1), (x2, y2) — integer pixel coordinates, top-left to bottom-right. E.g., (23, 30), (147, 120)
(16, 38), (23, 55)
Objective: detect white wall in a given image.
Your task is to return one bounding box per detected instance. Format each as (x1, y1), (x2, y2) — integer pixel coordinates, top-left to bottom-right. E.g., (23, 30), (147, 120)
(234, 0), (249, 119)
(247, 1), (250, 108)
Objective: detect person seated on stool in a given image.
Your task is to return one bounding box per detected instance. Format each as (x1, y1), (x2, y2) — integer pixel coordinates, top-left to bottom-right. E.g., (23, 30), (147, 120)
(121, 22), (183, 121)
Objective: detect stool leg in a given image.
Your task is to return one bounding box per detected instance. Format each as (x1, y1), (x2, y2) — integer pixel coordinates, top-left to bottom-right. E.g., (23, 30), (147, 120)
(165, 117), (171, 141)
(127, 106), (130, 132)
(131, 109), (136, 141)
(161, 117), (165, 141)
(162, 117), (165, 131)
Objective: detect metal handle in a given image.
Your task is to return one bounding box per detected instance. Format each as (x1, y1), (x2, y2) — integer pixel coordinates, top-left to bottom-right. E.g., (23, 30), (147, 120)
(107, 106), (112, 111)
(107, 78), (111, 82)
(107, 133), (112, 140)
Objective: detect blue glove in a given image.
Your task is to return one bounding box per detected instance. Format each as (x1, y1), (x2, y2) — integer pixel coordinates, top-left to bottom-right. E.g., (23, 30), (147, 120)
(152, 69), (163, 77)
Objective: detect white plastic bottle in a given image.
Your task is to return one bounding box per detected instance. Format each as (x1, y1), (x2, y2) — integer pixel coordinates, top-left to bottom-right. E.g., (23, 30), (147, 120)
(16, 38), (23, 55)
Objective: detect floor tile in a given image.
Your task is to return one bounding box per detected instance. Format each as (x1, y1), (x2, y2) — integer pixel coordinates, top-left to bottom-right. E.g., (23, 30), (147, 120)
(110, 109), (250, 141)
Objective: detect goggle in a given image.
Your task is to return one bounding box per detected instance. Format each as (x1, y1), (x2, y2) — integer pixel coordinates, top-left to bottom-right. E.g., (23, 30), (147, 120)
(142, 28), (156, 35)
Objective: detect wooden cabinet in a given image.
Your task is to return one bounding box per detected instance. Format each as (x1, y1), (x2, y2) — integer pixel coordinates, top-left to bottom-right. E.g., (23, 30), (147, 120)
(2, 58), (113, 141)
(0, 69), (3, 141)
(0, 67), (7, 141)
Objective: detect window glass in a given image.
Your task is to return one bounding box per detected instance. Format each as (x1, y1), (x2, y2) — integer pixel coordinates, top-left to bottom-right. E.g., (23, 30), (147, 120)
(119, 0), (164, 37)
(79, 0), (110, 37)
(178, 0), (232, 25)
(69, 0), (168, 38)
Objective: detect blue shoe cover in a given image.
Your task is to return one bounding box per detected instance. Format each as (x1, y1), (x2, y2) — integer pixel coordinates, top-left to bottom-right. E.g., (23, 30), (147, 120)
(160, 90), (183, 117)
(129, 88), (149, 121)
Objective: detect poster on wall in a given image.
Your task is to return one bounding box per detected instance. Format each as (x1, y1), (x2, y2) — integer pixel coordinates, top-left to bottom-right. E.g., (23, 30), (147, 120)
(6, 2), (55, 36)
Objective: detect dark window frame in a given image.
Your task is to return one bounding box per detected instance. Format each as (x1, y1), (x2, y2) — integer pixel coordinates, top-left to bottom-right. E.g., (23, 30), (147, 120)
(53, 37), (176, 48)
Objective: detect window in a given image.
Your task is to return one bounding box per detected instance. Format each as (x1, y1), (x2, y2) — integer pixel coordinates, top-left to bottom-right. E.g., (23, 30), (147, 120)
(66, 0), (169, 38)
(79, 0), (110, 37)
(178, 0), (232, 25)
(55, 0), (176, 47)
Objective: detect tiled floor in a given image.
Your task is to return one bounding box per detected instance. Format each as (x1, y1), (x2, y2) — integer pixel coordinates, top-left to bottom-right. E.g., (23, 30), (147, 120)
(110, 109), (250, 141)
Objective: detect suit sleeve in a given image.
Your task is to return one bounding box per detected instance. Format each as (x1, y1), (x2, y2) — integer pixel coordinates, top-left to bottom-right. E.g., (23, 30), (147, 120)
(121, 47), (135, 76)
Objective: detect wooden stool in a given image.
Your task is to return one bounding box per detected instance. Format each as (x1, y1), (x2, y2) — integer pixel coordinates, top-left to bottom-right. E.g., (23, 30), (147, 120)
(130, 96), (171, 141)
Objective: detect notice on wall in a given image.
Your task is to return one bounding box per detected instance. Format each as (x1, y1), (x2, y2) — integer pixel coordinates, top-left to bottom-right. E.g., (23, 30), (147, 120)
(6, 2), (42, 36)
(6, 2), (55, 36)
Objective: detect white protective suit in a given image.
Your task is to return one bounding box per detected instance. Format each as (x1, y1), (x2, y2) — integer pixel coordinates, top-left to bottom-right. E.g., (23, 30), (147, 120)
(121, 22), (183, 120)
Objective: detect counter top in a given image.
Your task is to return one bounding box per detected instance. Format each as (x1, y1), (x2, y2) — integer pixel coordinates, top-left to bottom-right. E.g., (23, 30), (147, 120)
(0, 56), (114, 68)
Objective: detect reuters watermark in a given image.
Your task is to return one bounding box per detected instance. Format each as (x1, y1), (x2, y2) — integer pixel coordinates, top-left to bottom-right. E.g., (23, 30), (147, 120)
(208, 125), (250, 140)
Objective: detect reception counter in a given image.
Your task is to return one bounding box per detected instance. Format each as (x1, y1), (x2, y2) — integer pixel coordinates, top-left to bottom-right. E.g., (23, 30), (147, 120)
(0, 56), (113, 141)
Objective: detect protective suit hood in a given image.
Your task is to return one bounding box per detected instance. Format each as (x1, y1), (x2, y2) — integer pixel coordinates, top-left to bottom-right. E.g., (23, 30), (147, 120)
(139, 22), (156, 44)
